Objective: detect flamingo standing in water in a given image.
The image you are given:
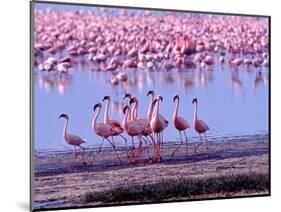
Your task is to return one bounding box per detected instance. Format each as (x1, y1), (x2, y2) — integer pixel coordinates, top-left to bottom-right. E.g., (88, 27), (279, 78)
(87, 103), (122, 166)
(150, 96), (168, 161)
(122, 104), (146, 163)
(102, 96), (128, 157)
(58, 114), (86, 167)
(170, 95), (190, 159)
(192, 98), (210, 156)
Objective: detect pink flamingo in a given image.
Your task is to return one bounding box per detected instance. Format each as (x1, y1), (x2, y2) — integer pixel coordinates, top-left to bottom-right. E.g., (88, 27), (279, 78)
(150, 96), (168, 161)
(86, 103), (122, 166)
(129, 97), (154, 159)
(58, 114), (86, 167)
(192, 98), (210, 156)
(122, 104), (146, 163)
(148, 91), (168, 158)
(170, 95), (190, 159)
(103, 96), (128, 157)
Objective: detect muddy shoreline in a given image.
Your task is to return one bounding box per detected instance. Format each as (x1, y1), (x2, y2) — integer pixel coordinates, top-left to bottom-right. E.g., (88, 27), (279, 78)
(34, 134), (269, 209)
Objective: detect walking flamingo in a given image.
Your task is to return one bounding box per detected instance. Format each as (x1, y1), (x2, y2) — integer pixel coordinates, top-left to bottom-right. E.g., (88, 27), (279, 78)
(147, 91), (168, 158)
(129, 97), (154, 160)
(170, 95), (190, 159)
(122, 104), (146, 163)
(58, 114), (86, 167)
(86, 103), (122, 166)
(103, 96), (128, 157)
(192, 98), (210, 156)
(150, 96), (168, 161)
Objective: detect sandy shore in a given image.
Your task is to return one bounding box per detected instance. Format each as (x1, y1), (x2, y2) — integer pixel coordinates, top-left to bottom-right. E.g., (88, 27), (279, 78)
(34, 134), (269, 209)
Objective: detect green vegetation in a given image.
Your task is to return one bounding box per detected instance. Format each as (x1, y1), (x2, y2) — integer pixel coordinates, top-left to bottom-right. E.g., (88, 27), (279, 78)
(83, 172), (269, 203)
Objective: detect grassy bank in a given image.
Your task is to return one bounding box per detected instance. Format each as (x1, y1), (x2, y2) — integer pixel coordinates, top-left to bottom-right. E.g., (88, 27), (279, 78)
(83, 172), (269, 203)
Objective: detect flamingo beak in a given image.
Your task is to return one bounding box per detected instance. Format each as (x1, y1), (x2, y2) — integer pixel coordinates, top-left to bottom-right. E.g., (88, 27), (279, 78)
(129, 98), (135, 105)
(159, 96), (163, 101)
(123, 93), (131, 100)
(94, 103), (100, 111)
(58, 114), (68, 119)
(103, 96), (109, 101)
(123, 105), (128, 114)
(192, 98), (198, 104)
(173, 95), (179, 102)
(147, 90), (154, 96)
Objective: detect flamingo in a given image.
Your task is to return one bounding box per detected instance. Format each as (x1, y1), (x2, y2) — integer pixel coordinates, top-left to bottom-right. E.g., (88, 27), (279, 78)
(86, 103), (122, 166)
(148, 91), (168, 158)
(170, 95), (190, 159)
(192, 98), (210, 156)
(122, 104), (146, 163)
(58, 114), (86, 167)
(103, 96), (128, 157)
(129, 97), (154, 160)
(150, 96), (168, 161)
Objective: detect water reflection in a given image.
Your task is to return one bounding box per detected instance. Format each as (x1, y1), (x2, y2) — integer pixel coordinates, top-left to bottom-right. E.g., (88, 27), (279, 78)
(37, 73), (72, 95)
(34, 57), (269, 151)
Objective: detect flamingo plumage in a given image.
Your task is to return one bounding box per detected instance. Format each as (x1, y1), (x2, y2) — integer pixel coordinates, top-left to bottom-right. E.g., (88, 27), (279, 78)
(122, 105), (146, 163)
(86, 103), (122, 166)
(170, 95), (190, 159)
(58, 114), (86, 168)
(192, 97), (210, 156)
(103, 96), (128, 157)
(150, 95), (168, 161)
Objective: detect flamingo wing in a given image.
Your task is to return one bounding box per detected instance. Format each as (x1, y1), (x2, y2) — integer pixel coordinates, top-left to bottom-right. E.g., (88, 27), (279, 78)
(127, 123), (145, 135)
(175, 116), (190, 130)
(109, 119), (124, 130)
(136, 118), (150, 128)
(196, 119), (209, 132)
(95, 123), (116, 137)
(66, 133), (86, 145)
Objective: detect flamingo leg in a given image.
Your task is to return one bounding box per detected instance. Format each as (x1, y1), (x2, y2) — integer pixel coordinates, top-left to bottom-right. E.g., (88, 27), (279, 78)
(136, 136), (143, 162)
(85, 138), (104, 166)
(170, 130), (183, 159)
(161, 132), (164, 155)
(204, 133), (209, 157)
(69, 146), (78, 169)
(140, 136), (151, 160)
(194, 133), (203, 153)
(78, 145), (86, 163)
(106, 137), (122, 165)
(183, 130), (188, 160)
(129, 136), (135, 164)
(119, 134), (128, 158)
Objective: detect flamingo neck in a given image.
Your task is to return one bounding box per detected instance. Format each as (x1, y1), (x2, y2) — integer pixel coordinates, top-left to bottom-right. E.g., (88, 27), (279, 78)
(104, 99), (110, 123)
(147, 94), (154, 121)
(173, 99), (179, 121)
(193, 102), (198, 123)
(123, 107), (130, 129)
(63, 118), (68, 141)
(92, 107), (101, 131)
(154, 100), (160, 119)
(133, 99), (138, 119)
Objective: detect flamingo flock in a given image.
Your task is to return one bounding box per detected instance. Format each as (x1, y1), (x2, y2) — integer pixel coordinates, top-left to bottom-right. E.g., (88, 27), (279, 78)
(35, 7), (268, 168)
(59, 92), (210, 167)
(34, 8), (268, 78)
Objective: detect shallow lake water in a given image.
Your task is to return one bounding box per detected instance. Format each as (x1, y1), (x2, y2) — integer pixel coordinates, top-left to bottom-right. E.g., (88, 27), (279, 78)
(34, 55), (269, 152)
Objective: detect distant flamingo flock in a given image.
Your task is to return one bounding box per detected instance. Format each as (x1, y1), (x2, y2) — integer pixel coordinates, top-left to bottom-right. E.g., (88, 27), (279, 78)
(35, 9), (268, 80)
(59, 91), (210, 167)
